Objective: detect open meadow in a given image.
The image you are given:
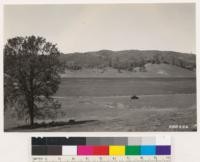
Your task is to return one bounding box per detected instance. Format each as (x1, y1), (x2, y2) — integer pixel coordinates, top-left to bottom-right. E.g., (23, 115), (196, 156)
(5, 77), (196, 131)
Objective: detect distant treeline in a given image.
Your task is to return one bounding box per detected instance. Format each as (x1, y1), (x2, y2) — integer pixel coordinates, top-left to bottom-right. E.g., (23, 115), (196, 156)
(60, 50), (196, 72)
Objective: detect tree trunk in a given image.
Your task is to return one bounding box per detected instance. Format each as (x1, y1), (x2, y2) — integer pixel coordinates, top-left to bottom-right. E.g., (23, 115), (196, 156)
(29, 101), (34, 127)
(29, 67), (35, 127)
(30, 106), (34, 127)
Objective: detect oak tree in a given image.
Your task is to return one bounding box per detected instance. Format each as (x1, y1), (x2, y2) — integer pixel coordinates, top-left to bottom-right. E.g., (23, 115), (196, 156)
(4, 36), (65, 126)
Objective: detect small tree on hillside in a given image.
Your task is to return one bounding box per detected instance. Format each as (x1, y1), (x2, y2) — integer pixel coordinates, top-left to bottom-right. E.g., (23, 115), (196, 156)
(113, 57), (123, 73)
(4, 36), (65, 126)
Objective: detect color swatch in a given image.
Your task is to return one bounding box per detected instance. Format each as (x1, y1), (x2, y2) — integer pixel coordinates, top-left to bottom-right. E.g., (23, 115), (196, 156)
(62, 146), (77, 155)
(140, 146), (156, 155)
(125, 146), (140, 155)
(109, 145), (125, 155)
(32, 137), (171, 156)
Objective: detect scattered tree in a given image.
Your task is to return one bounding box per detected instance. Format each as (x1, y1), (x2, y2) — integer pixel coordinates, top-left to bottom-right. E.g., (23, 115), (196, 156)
(4, 36), (65, 126)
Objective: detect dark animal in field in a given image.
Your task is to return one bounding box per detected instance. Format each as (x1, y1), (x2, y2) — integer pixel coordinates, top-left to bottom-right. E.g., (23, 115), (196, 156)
(68, 119), (76, 124)
(131, 95), (139, 100)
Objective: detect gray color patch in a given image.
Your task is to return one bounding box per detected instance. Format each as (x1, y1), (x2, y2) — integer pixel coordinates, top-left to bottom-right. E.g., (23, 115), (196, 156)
(86, 137), (101, 145)
(113, 137), (128, 145)
(142, 137), (156, 145)
(99, 137), (114, 145)
(128, 137), (142, 145)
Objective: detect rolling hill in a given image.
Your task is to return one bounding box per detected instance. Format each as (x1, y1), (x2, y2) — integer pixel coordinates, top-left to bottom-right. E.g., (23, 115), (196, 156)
(60, 50), (196, 78)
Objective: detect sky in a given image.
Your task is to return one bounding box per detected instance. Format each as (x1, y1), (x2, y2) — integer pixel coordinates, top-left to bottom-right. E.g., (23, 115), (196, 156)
(4, 3), (195, 54)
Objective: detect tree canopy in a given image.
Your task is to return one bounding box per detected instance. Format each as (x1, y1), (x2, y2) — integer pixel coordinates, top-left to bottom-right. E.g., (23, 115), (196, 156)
(4, 36), (65, 126)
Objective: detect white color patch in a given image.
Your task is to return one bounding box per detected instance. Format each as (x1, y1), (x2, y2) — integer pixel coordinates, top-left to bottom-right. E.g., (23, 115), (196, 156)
(156, 136), (171, 145)
(62, 146), (77, 155)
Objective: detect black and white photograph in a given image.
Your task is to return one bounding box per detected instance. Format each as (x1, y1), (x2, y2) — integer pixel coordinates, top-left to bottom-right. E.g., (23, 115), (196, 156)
(3, 3), (196, 132)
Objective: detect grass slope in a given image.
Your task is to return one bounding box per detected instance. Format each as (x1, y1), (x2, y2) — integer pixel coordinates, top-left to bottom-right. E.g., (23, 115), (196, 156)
(60, 49), (196, 71)
(5, 94), (196, 132)
(61, 63), (195, 78)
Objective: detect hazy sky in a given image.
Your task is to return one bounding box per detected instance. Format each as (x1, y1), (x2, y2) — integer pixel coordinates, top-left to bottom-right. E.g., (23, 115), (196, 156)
(4, 4), (195, 53)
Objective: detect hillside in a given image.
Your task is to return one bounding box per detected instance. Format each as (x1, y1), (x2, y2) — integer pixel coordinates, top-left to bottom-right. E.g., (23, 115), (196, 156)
(61, 64), (195, 78)
(60, 50), (196, 78)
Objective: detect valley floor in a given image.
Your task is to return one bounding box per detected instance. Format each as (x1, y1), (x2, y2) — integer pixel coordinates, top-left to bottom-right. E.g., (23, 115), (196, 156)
(5, 93), (196, 132)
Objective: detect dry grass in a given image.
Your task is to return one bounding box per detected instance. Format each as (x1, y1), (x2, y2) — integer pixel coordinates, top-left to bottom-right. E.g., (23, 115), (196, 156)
(5, 94), (196, 132)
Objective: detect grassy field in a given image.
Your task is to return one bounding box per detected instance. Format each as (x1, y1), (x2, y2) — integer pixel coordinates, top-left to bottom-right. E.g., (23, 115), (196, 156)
(53, 94), (196, 131)
(61, 64), (196, 78)
(5, 78), (196, 131)
(56, 78), (196, 96)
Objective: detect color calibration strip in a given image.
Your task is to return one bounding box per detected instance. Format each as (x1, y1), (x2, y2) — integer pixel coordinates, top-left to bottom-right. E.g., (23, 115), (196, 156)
(32, 136), (171, 156)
